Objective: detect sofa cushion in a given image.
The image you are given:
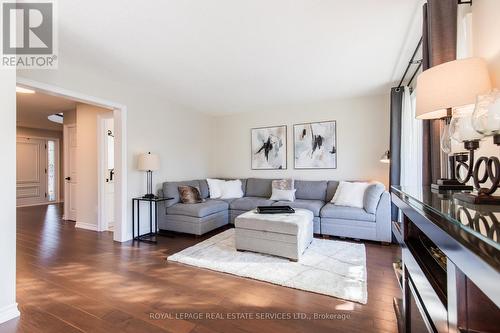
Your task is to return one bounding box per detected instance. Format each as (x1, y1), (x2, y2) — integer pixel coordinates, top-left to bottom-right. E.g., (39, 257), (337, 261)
(364, 183), (385, 214)
(331, 181), (370, 208)
(320, 203), (375, 222)
(220, 179), (244, 199)
(272, 199), (325, 216)
(245, 178), (273, 198)
(211, 178), (248, 196)
(197, 179), (210, 199)
(270, 188), (296, 202)
(230, 197), (275, 211)
(163, 180), (200, 207)
(240, 179), (248, 196)
(325, 181), (340, 202)
(215, 198), (239, 205)
(167, 199), (229, 218)
(295, 180), (327, 201)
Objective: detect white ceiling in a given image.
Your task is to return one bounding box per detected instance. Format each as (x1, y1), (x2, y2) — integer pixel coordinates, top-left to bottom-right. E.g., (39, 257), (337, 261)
(17, 92), (76, 131)
(54, 0), (421, 114)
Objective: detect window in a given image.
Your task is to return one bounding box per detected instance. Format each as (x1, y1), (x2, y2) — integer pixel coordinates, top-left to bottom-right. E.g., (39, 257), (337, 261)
(47, 140), (56, 201)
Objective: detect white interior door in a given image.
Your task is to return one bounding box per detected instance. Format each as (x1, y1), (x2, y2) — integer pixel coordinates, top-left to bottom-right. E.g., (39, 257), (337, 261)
(16, 138), (48, 206)
(104, 118), (114, 230)
(105, 181), (115, 230)
(64, 125), (78, 221)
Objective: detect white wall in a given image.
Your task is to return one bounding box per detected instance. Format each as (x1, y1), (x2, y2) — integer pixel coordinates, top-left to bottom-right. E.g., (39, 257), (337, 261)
(473, 0), (500, 89)
(0, 70), (20, 323)
(63, 109), (76, 125)
(211, 95), (390, 187)
(18, 65), (215, 241)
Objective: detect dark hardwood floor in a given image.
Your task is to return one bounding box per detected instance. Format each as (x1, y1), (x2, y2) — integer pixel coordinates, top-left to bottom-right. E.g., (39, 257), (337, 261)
(0, 204), (401, 333)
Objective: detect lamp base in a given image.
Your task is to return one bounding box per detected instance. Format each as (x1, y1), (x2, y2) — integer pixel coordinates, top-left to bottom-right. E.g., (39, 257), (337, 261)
(143, 193), (158, 199)
(453, 192), (500, 205)
(494, 134), (500, 146)
(431, 178), (474, 191)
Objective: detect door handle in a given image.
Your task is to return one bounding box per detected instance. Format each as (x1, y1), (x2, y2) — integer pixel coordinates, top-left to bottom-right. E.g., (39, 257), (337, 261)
(65, 177), (71, 181)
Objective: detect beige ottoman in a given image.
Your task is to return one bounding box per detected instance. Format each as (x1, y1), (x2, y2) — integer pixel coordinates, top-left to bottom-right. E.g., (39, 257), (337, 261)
(234, 208), (314, 261)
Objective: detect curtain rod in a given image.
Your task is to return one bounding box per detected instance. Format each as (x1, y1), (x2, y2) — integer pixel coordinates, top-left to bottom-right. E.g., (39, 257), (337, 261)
(396, 37), (422, 90)
(395, 0), (472, 91)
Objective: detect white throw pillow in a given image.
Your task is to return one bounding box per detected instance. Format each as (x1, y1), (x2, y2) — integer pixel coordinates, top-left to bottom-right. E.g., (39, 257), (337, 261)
(220, 179), (244, 199)
(206, 178), (225, 198)
(331, 181), (370, 208)
(270, 188), (296, 202)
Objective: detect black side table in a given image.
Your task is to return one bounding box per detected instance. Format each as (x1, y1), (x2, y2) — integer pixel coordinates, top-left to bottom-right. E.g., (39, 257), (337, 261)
(132, 197), (172, 244)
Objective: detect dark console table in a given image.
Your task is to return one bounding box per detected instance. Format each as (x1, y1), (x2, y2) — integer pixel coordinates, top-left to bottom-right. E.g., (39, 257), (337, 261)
(391, 186), (499, 333)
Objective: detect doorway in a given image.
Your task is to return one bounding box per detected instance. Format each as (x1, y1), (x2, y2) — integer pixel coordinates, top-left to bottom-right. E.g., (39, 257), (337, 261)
(16, 77), (128, 242)
(16, 137), (60, 207)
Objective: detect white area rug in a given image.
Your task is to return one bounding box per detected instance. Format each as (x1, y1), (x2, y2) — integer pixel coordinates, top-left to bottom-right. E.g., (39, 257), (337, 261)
(168, 229), (367, 304)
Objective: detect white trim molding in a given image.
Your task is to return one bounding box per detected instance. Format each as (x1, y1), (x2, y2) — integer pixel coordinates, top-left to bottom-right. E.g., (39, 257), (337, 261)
(16, 201), (63, 208)
(75, 222), (99, 231)
(0, 303), (20, 324)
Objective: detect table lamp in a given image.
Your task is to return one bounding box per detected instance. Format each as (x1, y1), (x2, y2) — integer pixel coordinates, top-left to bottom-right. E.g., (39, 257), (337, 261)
(416, 57), (491, 191)
(453, 90), (500, 204)
(138, 152), (160, 199)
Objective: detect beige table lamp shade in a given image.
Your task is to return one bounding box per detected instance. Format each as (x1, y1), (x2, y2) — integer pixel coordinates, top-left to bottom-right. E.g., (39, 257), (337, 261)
(416, 57), (492, 119)
(138, 152), (160, 171)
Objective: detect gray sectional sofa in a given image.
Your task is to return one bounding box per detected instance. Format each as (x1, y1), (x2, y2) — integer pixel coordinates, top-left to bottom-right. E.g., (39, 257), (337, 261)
(158, 178), (391, 242)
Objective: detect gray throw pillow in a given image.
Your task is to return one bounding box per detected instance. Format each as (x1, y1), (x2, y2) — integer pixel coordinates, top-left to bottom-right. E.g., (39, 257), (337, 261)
(363, 183), (385, 214)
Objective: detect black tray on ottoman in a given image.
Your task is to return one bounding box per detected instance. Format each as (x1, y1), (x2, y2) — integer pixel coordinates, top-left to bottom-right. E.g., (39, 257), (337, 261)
(256, 206), (295, 214)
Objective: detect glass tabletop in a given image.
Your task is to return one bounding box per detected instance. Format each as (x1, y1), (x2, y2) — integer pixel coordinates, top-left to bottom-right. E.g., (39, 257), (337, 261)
(132, 197), (174, 202)
(391, 186), (499, 250)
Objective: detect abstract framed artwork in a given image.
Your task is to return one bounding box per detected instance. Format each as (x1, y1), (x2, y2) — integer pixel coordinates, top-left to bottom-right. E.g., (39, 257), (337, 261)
(251, 125), (287, 170)
(293, 121), (337, 169)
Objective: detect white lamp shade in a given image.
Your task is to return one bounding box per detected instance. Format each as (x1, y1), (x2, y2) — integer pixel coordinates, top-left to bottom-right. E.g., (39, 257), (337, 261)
(138, 153), (160, 171)
(416, 57), (492, 119)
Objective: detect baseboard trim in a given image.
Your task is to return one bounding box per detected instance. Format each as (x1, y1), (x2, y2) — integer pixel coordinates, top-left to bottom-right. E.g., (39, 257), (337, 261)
(0, 303), (20, 324)
(16, 201), (62, 208)
(75, 222), (99, 231)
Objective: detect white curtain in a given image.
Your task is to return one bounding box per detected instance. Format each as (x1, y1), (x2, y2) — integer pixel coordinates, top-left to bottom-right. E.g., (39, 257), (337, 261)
(400, 87), (423, 187)
(457, 6), (473, 59)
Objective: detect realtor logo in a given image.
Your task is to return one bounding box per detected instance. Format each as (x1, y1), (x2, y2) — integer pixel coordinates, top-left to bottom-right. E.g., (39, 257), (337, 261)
(1, 0), (58, 68)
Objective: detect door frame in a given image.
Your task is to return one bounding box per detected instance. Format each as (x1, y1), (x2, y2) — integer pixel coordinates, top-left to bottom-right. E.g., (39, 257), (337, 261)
(97, 112), (114, 232)
(17, 77), (129, 243)
(16, 136), (61, 207)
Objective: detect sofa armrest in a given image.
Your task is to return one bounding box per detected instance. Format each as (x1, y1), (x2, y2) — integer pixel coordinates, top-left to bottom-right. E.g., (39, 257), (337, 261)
(375, 191), (392, 242)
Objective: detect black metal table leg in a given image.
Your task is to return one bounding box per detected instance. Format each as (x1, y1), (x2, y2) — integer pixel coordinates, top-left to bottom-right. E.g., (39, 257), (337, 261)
(132, 199), (135, 240)
(155, 201), (158, 234)
(149, 200), (153, 236)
